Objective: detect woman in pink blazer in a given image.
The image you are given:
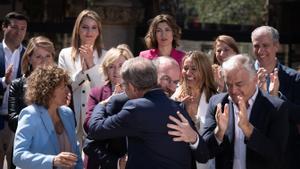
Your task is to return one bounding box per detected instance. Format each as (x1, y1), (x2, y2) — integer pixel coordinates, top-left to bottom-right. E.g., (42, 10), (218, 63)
(139, 14), (185, 65)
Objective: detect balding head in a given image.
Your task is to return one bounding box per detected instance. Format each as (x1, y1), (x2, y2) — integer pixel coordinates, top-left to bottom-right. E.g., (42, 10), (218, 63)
(153, 56), (180, 96)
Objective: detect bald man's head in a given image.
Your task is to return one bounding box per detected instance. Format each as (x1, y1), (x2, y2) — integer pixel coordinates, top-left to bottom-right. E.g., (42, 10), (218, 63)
(153, 56), (180, 96)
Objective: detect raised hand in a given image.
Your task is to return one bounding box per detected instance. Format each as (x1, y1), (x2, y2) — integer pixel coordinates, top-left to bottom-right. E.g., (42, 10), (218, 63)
(257, 67), (267, 92)
(167, 111), (198, 144)
(113, 83), (123, 95)
(53, 152), (78, 168)
(269, 68), (280, 96)
(237, 96), (253, 139)
(118, 154), (128, 169)
(214, 103), (229, 141)
(212, 64), (225, 92)
(5, 64), (13, 85)
(79, 44), (94, 70)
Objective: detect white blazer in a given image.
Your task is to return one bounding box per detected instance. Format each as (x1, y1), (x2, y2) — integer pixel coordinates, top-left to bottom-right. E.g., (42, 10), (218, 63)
(58, 47), (106, 144)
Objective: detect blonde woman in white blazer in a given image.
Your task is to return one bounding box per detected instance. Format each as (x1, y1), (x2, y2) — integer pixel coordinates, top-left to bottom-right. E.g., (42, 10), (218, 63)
(172, 51), (217, 169)
(58, 9), (106, 148)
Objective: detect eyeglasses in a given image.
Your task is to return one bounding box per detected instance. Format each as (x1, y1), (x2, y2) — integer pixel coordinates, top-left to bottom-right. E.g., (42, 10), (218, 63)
(160, 75), (179, 86)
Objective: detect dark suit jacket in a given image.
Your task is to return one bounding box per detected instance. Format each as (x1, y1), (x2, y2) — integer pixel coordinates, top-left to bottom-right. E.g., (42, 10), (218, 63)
(83, 92), (127, 169)
(89, 89), (209, 169)
(275, 63), (300, 169)
(202, 90), (289, 169)
(0, 43), (24, 129)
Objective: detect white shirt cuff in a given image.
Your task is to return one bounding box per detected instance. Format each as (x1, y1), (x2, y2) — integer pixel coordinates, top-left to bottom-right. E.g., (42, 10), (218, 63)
(189, 134), (199, 150)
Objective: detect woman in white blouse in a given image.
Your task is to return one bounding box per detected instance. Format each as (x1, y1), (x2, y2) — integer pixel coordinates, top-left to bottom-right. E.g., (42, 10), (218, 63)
(172, 51), (217, 169)
(58, 9), (106, 148)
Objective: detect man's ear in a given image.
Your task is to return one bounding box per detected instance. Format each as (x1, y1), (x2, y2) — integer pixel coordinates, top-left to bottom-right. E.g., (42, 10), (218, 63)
(274, 42), (280, 52)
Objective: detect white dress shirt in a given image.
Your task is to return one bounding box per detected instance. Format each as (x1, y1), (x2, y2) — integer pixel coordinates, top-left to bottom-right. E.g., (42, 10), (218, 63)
(0, 40), (22, 114)
(229, 87), (258, 169)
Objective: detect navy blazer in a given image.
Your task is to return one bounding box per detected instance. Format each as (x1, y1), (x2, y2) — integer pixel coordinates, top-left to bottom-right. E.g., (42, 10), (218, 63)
(83, 92), (128, 169)
(276, 62), (300, 169)
(89, 89), (209, 169)
(202, 90), (289, 169)
(0, 43), (24, 98)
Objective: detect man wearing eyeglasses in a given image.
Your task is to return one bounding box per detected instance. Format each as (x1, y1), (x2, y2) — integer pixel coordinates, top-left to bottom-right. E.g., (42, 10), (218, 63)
(153, 56), (180, 97)
(87, 57), (208, 169)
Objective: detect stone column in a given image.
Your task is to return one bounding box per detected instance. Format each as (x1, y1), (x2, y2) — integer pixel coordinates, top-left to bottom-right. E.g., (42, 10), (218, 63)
(91, 0), (144, 51)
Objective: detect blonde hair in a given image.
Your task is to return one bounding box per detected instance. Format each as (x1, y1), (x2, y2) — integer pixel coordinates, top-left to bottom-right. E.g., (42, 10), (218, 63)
(180, 51), (217, 102)
(71, 9), (104, 62)
(21, 36), (55, 77)
(101, 46), (133, 81)
(144, 14), (181, 49)
(25, 66), (70, 108)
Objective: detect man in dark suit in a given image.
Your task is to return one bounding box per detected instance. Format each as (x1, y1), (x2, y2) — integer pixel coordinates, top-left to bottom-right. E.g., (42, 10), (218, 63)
(88, 57), (209, 169)
(0, 12), (28, 169)
(251, 26), (300, 169)
(201, 54), (289, 169)
(83, 56), (182, 169)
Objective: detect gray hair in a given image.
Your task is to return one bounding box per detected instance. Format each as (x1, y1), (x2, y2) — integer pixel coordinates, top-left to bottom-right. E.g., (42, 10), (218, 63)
(251, 26), (279, 43)
(152, 56), (179, 70)
(222, 54), (256, 79)
(121, 57), (157, 91)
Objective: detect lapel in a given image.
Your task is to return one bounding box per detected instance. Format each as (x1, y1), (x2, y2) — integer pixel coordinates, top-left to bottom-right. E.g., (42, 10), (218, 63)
(0, 44), (5, 77)
(226, 99), (235, 143)
(58, 107), (76, 152)
(249, 90), (269, 131)
(16, 47), (25, 77)
(102, 83), (113, 100)
(37, 105), (60, 153)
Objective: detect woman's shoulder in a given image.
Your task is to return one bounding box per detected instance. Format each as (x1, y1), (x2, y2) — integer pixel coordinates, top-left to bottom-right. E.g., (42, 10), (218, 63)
(58, 106), (74, 119)
(59, 47), (72, 56)
(139, 49), (157, 58)
(19, 105), (44, 122)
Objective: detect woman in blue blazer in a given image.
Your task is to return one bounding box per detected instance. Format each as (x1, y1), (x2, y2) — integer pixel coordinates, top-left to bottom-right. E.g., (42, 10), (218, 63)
(13, 66), (83, 169)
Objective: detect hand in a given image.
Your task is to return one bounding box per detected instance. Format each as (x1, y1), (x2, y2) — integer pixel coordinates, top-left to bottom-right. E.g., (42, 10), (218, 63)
(5, 64), (13, 85)
(118, 155), (127, 169)
(113, 83), (123, 95)
(257, 68), (267, 92)
(214, 103), (229, 141)
(167, 111), (198, 144)
(269, 68), (280, 96)
(212, 64), (225, 92)
(79, 44), (94, 70)
(65, 87), (72, 106)
(53, 152), (77, 168)
(237, 96), (253, 139)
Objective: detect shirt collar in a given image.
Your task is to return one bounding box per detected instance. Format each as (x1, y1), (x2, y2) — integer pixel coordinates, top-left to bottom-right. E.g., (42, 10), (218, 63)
(2, 39), (23, 53)
(254, 60), (279, 73)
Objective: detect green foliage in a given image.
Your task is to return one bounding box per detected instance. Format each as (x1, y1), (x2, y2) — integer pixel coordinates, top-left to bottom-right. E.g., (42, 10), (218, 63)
(182, 0), (265, 25)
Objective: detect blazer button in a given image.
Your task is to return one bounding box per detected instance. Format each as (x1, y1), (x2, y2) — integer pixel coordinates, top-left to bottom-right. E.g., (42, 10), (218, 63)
(82, 104), (85, 107)
(82, 90), (85, 93)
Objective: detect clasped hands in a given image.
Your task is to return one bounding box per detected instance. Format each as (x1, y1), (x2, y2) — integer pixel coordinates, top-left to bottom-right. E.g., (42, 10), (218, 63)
(215, 96), (254, 142)
(257, 68), (279, 96)
(79, 44), (95, 70)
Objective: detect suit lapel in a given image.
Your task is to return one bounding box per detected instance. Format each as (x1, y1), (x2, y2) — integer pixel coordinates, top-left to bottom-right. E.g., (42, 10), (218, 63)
(38, 105), (60, 153)
(226, 100), (235, 143)
(249, 90), (268, 130)
(16, 47), (25, 77)
(0, 44), (5, 77)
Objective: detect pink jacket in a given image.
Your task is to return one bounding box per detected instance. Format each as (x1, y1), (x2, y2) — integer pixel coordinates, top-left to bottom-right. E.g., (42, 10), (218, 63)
(139, 48), (185, 65)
